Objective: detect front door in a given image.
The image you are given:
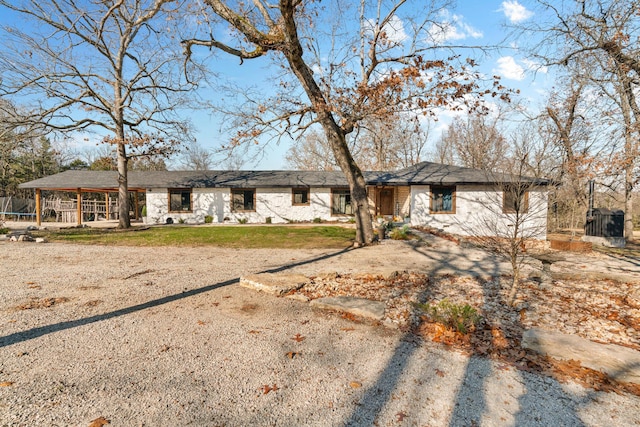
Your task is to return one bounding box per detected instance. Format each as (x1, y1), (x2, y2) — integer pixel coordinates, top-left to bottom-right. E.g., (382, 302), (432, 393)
(377, 188), (394, 216)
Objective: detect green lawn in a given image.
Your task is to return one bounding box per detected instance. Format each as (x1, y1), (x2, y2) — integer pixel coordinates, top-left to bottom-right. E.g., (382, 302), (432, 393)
(33, 225), (356, 249)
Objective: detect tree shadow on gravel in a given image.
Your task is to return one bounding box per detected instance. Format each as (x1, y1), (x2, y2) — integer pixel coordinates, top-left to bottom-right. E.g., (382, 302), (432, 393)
(410, 231), (632, 424)
(0, 248), (351, 349)
(344, 236), (504, 426)
(343, 232), (619, 426)
(447, 277), (585, 426)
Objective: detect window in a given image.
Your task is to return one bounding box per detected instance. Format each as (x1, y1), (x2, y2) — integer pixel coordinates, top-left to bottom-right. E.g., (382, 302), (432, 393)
(331, 188), (353, 215)
(503, 185), (529, 213)
(430, 186), (455, 214)
(169, 189), (192, 212)
(231, 189), (256, 212)
(292, 188), (310, 205)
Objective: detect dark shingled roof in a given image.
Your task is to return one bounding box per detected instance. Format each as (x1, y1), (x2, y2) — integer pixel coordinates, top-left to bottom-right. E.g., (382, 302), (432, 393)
(18, 162), (550, 191)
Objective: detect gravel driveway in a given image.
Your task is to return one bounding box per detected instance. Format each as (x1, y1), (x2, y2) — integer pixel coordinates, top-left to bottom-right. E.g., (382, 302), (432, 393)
(1, 239), (639, 426)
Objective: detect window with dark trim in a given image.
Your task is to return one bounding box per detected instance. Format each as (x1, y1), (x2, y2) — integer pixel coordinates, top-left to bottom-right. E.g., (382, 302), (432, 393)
(169, 189), (192, 212)
(331, 188), (353, 215)
(292, 188), (310, 205)
(231, 189), (256, 212)
(503, 185), (529, 213)
(430, 186), (455, 214)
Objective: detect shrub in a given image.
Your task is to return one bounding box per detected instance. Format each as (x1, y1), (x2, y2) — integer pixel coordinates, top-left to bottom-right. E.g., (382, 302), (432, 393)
(204, 215), (213, 224)
(389, 224), (410, 240)
(419, 299), (481, 334)
(313, 217), (322, 223)
(265, 216), (272, 224)
(238, 217), (248, 224)
(178, 218), (186, 224)
(141, 205), (147, 217)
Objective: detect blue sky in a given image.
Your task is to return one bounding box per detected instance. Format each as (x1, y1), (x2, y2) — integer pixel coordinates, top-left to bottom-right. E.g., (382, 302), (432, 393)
(191, 0), (554, 170)
(0, 0), (554, 170)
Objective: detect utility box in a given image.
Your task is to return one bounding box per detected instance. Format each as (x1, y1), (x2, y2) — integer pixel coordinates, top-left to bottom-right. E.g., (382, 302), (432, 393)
(583, 208), (625, 247)
(585, 208), (624, 237)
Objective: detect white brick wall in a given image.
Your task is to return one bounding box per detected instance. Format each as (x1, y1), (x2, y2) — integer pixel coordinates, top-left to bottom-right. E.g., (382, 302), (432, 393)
(410, 184), (548, 239)
(144, 184), (548, 237)
(144, 187), (352, 224)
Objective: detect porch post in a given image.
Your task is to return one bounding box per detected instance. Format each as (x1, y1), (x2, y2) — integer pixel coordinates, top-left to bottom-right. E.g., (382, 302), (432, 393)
(134, 191), (139, 220)
(76, 189), (82, 225)
(105, 192), (110, 220)
(35, 188), (41, 226)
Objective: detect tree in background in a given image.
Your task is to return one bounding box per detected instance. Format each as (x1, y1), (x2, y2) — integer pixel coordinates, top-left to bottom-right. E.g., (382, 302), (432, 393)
(433, 114), (508, 172)
(183, 0), (506, 244)
(526, 0), (640, 241)
(179, 142), (214, 171)
(0, 0), (203, 228)
(539, 71), (607, 234)
(286, 117), (429, 171)
(286, 130), (340, 171)
(0, 100), (61, 197)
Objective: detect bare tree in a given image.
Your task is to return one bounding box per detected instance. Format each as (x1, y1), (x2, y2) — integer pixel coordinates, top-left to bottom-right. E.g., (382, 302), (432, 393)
(354, 116), (430, 170)
(539, 70), (607, 233)
(287, 117), (429, 171)
(433, 114), (508, 171)
(0, 0), (203, 227)
(0, 100), (61, 197)
(286, 130), (340, 171)
(526, 0), (640, 240)
(183, 0), (506, 244)
(461, 138), (551, 306)
(179, 142), (214, 170)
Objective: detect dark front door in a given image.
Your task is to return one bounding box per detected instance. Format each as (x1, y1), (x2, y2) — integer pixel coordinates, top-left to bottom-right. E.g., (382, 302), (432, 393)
(378, 188), (394, 216)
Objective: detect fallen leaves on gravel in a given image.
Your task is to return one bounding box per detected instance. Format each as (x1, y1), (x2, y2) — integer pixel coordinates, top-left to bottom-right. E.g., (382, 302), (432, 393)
(261, 384), (279, 394)
(292, 271), (640, 395)
(349, 381), (362, 388)
(84, 300), (102, 307)
(88, 417), (110, 427)
(16, 297), (70, 310)
(0, 381), (14, 387)
(286, 351), (300, 359)
(291, 333), (305, 342)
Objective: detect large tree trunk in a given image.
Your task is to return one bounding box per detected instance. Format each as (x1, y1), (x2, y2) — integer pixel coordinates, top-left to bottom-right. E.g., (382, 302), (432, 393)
(116, 141), (130, 229)
(279, 1), (374, 245)
(625, 158), (635, 242)
(618, 71), (637, 242)
(323, 126), (374, 245)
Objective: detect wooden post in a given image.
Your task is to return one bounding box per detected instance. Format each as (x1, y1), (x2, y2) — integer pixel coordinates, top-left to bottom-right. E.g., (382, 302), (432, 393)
(134, 191), (139, 221)
(76, 189), (82, 225)
(105, 192), (110, 220)
(35, 188), (41, 226)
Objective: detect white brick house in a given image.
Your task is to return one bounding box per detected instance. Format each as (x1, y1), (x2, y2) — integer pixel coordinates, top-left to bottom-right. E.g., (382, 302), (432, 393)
(19, 162), (551, 239)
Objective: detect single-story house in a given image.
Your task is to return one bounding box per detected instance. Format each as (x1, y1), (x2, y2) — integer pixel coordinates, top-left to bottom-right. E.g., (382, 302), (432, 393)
(18, 161), (551, 239)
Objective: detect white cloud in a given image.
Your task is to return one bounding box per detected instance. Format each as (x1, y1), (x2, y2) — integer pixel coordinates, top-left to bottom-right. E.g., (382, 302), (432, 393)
(382, 15), (408, 44)
(522, 58), (548, 74)
(428, 11), (483, 44)
(494, 56), (526, 81)
(500, 1), (533, 23)
(364, 15), (408, 46)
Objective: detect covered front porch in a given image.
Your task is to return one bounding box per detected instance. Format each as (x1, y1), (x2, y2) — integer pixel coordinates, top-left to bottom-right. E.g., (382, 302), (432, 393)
(33, 187), (145, 226)
(368, 185), (411, 219)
